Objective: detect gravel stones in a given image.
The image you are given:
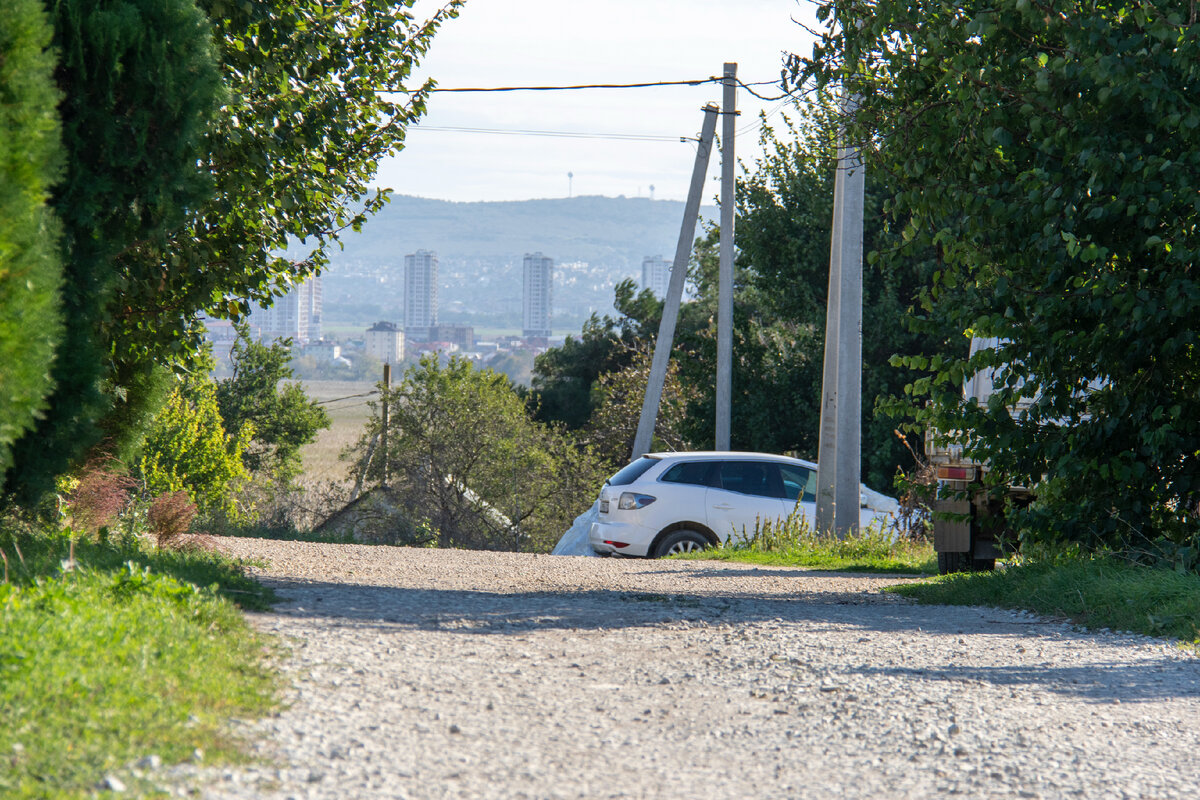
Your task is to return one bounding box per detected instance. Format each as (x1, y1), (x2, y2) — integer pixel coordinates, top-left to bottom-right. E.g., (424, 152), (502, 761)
(199, 539), (1200, 799)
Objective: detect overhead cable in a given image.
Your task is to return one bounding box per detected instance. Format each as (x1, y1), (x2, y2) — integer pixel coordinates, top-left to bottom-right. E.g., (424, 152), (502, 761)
(410, 125), (682, 143)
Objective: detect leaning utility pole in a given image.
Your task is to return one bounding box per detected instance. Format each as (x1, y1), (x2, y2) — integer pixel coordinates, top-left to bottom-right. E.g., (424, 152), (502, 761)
(631, 104), (720, 459)
(715, 62), (737, 451)
(815, 88), (865, 538)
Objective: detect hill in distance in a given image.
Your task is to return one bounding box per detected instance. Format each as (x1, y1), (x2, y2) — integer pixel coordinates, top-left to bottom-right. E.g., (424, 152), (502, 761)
(329, 194), (719, 268)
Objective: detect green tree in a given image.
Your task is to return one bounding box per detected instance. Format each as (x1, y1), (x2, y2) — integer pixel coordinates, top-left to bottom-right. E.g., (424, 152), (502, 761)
(531, 278), (668, 429)
(139, 379), (250, 518)
(5, 0), (221, 504)
(215, 326), (330, 482)
(4, 0), (461, 506)
(0, 0), (62, 479)
(135, 0), (463, 372)
(801, 0), (1200, 548)
(353, 356), (606, 552)
(582, 348), (697, 469)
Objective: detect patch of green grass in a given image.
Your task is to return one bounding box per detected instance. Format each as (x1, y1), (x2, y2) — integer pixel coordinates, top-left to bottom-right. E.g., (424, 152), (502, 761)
(675, 514), (936, 574)
(0, 525), (279, 798)
(888, 557), (1200, 644)
(5, 527), (275, 610)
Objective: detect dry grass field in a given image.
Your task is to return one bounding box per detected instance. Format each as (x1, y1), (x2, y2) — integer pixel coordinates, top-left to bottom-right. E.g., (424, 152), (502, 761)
(300, 380), (378, 482)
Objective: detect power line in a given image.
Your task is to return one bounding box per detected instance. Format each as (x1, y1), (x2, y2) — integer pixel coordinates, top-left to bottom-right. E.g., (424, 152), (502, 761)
(316, 390), (379, 405)
(410, 125), (683, 143)
(382, 77), (796, 99)
(426, 77), (724, 92)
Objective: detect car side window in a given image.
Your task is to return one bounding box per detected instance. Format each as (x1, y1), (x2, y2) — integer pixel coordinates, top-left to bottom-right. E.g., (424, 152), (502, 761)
(659, 461), (714, 486)
(779, 464), (816, 503)
(716, 461), (783, 498)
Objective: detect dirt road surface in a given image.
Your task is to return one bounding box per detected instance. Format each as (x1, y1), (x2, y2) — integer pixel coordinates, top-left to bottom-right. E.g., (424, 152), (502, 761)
(192, 540), (1200, 799)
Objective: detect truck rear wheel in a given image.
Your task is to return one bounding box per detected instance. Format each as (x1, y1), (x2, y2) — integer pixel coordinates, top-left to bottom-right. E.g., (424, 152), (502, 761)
(937, 551), (969, 575)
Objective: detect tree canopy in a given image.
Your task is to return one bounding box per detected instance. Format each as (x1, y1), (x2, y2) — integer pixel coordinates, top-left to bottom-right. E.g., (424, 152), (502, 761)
(800, 0), (1200, 548)
(2, 0), (461, 504)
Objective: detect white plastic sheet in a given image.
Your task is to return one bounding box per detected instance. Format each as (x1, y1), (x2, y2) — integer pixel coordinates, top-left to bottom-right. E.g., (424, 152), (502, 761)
(550, 501), (600, 556)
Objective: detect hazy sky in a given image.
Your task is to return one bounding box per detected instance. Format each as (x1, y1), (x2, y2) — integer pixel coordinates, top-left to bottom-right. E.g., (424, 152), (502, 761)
(377, 0), (820, 202)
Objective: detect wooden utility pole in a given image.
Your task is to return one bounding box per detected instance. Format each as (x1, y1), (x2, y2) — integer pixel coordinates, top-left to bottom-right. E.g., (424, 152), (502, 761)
(715, 62), (737, 451)
(632, 104), (720, 459)
(815, 89), (865, 537)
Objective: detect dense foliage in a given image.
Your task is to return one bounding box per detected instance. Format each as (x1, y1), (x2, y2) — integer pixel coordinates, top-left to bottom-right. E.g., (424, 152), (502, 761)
(216, 326), (331, 482)
(801, 0), (1200, 549)
(352, 356), (606, 552)
(3, 0), (460, 507)
(139, 379), (250, 518)
(5, 0), (221, 503)
(0, 0), (63, 480)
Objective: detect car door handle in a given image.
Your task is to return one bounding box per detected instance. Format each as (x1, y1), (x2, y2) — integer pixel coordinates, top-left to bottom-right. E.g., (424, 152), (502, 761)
(712, 503), (735, 510)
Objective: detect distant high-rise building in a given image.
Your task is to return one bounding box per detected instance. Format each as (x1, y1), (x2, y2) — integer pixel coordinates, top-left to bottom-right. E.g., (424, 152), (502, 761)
(365, 321), (404, 364)
(405, 249), (438, 340)
(642, 255), (671, 298)
(522, 252), (553, 339)
(250, 275), (322, 344)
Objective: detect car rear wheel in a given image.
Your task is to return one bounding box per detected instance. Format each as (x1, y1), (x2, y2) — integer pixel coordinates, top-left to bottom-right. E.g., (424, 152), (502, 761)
(654, 530), (710, 558)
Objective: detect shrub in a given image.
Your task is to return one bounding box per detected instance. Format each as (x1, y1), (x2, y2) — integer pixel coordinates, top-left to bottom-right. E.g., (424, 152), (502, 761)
(65, 459), (137, 538)
(147, 491), (198, 550)
(139, 380), (250, 519)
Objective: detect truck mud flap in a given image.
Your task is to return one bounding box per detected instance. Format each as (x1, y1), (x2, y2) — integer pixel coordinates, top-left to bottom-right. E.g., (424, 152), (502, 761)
(933, 498), (971, 553)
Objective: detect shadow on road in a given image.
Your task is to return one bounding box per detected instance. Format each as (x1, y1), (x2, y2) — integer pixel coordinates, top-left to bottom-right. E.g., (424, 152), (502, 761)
(252, 576), (1199, 704)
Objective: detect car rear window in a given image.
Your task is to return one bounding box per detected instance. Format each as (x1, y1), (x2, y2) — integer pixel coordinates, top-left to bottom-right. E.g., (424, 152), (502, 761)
(659, 461), (714, 486)
(606, 456), (659, 486)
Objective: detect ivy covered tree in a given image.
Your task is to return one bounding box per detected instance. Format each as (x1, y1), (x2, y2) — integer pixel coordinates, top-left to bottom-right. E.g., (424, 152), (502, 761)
(800, 1), (1200, 549)
(0, 0), (62, 479)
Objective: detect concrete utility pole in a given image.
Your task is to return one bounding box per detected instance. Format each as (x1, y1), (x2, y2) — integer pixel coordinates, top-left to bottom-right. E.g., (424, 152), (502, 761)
(380, 362), (392, 489)
(715, 62), (737, 451)
(631, 104), (720, 460)
(815, 89), (865, 537)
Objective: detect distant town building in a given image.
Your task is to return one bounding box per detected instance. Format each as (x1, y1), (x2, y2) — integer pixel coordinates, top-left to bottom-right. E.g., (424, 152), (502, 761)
(522, 252), (553, 339)
(301, 340), (342, 362)
(404, 249), (438, 341)
(427, 324), (475, 353)
(642, 255), (671, 298)
(365, 321), (404, 364)
(249, 275), (322, 345)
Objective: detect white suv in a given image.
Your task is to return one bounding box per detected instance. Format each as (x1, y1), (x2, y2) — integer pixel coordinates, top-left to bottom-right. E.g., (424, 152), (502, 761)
(588, 452), (899, 558)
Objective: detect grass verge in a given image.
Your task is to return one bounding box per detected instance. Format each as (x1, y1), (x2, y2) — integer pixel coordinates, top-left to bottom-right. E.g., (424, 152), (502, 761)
(0, 525), (278, 798)
(888, 557), (1200, 645)
(675, 515), (936, 574)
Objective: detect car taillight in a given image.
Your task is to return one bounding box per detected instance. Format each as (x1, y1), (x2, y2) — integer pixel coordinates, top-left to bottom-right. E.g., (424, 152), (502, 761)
(604, 540), (631, 548)
(617, 492), (657, 510)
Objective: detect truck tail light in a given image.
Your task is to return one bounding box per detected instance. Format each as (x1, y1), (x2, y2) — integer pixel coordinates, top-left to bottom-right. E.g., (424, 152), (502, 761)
(937, 466), (977, 481)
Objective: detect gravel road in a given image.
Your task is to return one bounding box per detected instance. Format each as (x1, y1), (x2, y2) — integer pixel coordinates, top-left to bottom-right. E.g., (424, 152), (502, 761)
(191, 539), (1200, 800)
